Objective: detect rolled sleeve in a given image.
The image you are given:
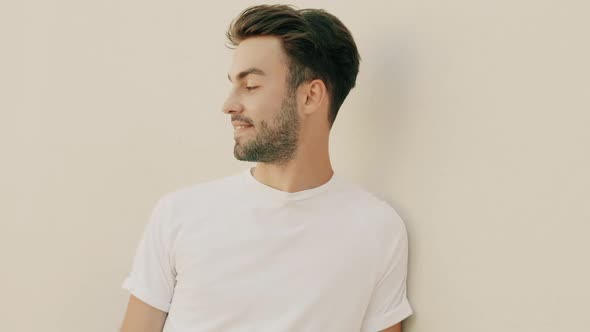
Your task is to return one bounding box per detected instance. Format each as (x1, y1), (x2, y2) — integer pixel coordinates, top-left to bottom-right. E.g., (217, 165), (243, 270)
(121, 195), (177, 312)
(361, 203), (414, 332)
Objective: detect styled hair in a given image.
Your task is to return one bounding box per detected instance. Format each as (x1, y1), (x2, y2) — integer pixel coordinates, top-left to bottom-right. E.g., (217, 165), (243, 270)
(226, 4), (361, 128)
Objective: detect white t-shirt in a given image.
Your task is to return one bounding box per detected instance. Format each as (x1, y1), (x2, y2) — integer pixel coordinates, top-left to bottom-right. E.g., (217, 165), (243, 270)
(121, 167), (413, 331)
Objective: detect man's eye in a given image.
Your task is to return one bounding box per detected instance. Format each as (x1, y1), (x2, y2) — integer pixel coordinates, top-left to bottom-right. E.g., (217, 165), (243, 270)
(245, 86), (259, 91)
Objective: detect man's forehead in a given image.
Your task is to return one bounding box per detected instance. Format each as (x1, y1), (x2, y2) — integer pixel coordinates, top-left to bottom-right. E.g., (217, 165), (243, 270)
(228, 37), (287, 80)
(235, 35), (283, 55)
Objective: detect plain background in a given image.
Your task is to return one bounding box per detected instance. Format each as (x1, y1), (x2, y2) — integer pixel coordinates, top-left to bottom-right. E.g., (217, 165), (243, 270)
(2, 0), (589, 331)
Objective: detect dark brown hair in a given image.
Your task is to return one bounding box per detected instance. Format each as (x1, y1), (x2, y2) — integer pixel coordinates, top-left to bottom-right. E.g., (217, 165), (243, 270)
(226, 4), (361, 128)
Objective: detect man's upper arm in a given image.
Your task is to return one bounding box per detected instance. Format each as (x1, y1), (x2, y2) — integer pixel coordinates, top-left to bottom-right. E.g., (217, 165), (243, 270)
(360, 202), (413, 332)
(121, 194), (178, 318)
(120, 294), (168, 332)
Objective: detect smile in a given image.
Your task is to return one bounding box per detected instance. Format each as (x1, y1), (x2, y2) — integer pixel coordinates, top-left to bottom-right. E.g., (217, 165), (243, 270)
(234, 125), (253, 135)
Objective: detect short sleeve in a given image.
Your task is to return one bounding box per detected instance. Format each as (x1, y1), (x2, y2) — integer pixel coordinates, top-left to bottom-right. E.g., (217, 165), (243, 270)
(121, 194), (177, 312)
(361, 205), (414, 332)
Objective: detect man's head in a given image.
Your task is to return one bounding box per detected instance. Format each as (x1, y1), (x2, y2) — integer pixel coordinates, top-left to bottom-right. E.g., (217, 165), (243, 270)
(222, 4), (360, 165)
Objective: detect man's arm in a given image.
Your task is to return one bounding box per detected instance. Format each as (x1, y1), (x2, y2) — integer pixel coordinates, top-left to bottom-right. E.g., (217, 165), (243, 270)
(119, 294), (168, 332)
(379, 321), (402, 332)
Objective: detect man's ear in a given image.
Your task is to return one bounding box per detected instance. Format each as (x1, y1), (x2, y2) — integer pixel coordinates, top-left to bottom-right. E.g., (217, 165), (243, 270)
(301, 79), (328, 116)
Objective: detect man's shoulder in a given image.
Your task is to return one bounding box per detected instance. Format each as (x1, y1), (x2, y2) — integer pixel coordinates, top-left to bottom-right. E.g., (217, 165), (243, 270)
(338, 178), (394, 210)
(335, 178), (405, 229)
(355, 185), (405, 231)
(160, 171), (242, 209)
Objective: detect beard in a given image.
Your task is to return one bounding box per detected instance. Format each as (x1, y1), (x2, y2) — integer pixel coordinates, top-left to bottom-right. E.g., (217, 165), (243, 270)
(233, 89), (300, 166)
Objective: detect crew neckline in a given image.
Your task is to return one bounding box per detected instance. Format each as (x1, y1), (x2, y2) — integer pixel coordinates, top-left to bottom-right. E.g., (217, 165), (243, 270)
(242, 166), (338, 201)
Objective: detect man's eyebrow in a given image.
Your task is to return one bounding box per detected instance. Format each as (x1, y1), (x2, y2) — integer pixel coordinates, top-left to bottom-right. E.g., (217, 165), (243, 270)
(227, 68), (266, 83)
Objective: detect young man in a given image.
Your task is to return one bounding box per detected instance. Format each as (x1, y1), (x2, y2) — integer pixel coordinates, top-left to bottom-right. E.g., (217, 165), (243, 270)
(120, 4), (413, 332)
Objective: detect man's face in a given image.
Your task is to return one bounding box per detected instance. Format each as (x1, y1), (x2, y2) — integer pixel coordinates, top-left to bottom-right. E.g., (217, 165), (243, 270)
(223, 36), (301, 165)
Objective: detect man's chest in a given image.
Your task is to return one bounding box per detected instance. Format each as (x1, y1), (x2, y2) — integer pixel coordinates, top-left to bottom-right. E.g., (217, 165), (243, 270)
(168, 211), (377, 320)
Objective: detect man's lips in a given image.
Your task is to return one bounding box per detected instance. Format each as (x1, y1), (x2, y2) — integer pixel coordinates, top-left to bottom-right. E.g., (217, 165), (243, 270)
(234, 124), (253, 136)
(231, 121), (254, 129)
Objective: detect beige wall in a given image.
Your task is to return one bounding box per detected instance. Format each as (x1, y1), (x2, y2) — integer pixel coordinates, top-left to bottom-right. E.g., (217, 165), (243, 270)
(2, 0), (588, 331)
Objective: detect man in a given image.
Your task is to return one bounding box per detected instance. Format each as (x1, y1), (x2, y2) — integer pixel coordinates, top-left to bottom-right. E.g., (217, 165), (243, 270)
(120, 4), (413, 332)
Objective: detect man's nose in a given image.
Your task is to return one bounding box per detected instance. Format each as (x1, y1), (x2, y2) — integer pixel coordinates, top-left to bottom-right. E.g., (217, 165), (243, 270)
(222, 94), (243, 114)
